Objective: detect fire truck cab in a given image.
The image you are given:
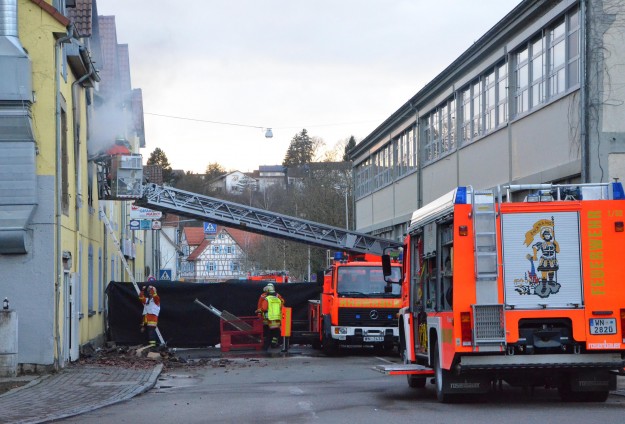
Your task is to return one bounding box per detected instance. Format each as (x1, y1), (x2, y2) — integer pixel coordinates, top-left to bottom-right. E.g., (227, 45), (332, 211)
(310, 252), (402, 354)
(378, 182), (625, 402)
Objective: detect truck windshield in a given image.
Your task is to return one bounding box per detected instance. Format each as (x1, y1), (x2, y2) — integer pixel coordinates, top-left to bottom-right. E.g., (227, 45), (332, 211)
(337, 266), (401, 297)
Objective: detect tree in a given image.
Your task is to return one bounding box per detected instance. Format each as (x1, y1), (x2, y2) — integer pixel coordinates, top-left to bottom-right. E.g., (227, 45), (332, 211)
(343, 135), (356, 161)
(147, 148), (173, 183)
(205, 162), (226, 181)
(283, 129), (314, 166)
(173, 171), (207, 194)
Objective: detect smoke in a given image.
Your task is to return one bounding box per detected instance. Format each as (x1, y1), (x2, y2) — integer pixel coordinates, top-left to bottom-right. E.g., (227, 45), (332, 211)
(88, 100), (130, 155)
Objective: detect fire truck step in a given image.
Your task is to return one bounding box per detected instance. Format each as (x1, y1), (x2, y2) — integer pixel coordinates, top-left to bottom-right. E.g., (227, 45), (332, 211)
(373, 364), (435, 376)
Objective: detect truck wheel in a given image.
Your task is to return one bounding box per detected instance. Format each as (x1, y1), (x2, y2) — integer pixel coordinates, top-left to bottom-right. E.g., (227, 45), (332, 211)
(322, 332), (338, 356)
(403, 347), (426, 389)
(433, 342), (453, 403)
(311, 338), (322, 350)
(559, 383), (609, 402)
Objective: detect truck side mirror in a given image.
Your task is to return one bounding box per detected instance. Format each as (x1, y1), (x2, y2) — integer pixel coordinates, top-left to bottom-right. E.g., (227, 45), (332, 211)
(316, 270), (325, 288)
(382, 254), (392, 277)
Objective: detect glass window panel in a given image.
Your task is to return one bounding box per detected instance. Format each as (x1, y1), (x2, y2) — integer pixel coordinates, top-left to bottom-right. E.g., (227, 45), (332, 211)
(551, 40), (565, 70)
(449, 99), (456, 150)
(570, 9), (579, 28)
(518, 63), (529, 87)
(568, 59), (579, 86)
(531, 59), (543, 82)
(568, 30), (579, 58)
(531, 82), (544, 107)
(518, 48), (528, 63)
(498, 102), (507, 126)
(552, 21), (565, 40)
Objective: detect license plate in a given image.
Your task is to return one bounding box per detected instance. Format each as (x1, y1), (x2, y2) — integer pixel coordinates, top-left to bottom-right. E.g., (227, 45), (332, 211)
(364, 336), (384, 342)
(589, 318), (617, 335)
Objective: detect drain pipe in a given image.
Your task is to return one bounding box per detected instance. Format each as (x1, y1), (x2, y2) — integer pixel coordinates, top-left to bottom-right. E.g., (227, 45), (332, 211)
(54, 26), (75, 370)
(580, 0), (588, 183)
(72, 57), (97, 233)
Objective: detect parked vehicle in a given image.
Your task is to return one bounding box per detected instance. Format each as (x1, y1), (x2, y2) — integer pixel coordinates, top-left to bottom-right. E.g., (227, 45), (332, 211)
(309, 252), (402, 354)
(377, 182), (625, 402)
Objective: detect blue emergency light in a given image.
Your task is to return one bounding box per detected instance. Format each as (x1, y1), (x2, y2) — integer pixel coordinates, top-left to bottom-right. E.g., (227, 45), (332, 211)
(455, 186), (468, 204)
(612, 182), (625, 200)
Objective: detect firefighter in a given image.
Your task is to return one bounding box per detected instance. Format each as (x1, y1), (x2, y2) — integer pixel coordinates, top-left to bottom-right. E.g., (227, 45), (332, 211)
(139, 285), (161, 347)
(256, 283), (285, 350)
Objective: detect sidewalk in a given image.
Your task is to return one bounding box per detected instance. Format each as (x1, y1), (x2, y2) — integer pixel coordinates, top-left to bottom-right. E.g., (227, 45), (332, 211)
(0, 362), (162, 424)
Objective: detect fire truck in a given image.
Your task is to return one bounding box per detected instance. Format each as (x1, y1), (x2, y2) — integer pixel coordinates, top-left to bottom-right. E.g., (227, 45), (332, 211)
(308, 252), (402, 354)
(377, 182), (625, 402)
(248, 271), (289, 283)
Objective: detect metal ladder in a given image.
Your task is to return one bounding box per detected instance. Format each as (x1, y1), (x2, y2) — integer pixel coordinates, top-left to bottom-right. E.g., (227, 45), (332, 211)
(472, 189), (498, 283)
(99, 205), (165, 345)
(471, 189), (505, 347)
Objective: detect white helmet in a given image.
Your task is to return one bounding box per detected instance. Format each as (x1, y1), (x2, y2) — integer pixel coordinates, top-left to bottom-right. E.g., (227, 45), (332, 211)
(264, 283), (275, 293)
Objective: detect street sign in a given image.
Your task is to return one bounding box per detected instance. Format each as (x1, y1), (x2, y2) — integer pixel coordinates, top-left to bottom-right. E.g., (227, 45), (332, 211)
(204, 222), (217, 234)
(129, 219), (140, 231)
(140, 219), (151, 230)
(130, 205), (162, 220)
(158, 269), (172, 281)
(151, 220), (162, 230)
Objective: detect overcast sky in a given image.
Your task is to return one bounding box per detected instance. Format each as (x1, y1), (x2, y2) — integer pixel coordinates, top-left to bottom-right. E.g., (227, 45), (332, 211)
(97, 0), (521, 174)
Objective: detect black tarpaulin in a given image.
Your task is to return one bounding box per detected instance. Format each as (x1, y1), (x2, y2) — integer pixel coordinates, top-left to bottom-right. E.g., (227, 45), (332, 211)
(106, 281), (321, 347)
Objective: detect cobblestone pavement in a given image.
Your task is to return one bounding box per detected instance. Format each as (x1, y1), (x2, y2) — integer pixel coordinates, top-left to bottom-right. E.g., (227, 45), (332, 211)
(0, 363), (162, 424)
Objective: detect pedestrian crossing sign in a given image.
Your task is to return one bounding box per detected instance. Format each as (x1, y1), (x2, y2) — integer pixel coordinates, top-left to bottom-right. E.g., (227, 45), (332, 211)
(158, 269), (172, 281)
(204, 222), (217, 234)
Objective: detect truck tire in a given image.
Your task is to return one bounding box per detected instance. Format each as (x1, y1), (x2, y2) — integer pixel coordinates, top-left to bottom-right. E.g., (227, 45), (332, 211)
(311, 337), (322, 350)
(558, 381), (609, 402)
(403, 346), (426, 389)
(433, 342), (454, 403)
(322, 331), (338, 356)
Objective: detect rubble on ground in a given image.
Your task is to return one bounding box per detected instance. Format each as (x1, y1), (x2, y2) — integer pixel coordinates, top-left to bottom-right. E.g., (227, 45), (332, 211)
(77, 343), (267, 371)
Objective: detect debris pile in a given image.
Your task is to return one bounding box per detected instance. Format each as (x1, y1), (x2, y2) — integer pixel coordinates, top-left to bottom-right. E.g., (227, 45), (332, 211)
(78, 343), (210, 370)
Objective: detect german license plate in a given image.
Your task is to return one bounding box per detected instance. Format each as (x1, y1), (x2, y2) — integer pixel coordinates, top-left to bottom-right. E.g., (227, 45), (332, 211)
(589, 318), (617, 335)
(364, 336), (384, 342)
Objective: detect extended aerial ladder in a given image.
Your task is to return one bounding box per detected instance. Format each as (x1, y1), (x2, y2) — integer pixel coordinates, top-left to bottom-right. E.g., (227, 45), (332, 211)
(135, 183), (402, 256)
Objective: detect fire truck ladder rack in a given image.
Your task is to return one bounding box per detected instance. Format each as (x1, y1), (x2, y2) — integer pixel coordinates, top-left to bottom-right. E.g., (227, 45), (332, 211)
(136, 183), (402, 255)
(471, 189), (505, 347)
(99, 206), (165, 345)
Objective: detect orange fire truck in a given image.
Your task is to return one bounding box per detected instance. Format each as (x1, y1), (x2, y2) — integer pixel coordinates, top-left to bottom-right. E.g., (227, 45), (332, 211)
(377, 182), (625, 402)
(248, 271), (289, 283)
(308, 252), (402, 354)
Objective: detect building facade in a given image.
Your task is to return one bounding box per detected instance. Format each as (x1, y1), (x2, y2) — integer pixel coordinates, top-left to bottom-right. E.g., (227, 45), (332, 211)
(0, 0), (146, 371)
(179, 226), (260, 282)
(209, 170), (258, 195)
(351, 0), (625, 241)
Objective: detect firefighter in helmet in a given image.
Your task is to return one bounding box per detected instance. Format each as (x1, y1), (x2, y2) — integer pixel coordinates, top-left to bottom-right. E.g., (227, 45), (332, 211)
(255, 283), (285, 350)
(139, 285), (161, 347)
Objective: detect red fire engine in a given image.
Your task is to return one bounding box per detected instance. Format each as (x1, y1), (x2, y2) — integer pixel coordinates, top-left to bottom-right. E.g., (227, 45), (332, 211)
(248, 271), (289, 283)
(377, 182), (625, 402)
(309, 252), (402, 354)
